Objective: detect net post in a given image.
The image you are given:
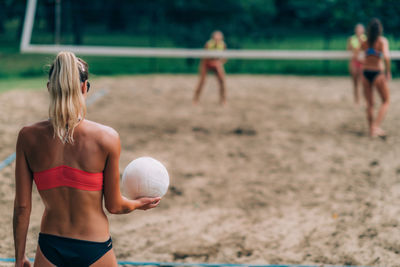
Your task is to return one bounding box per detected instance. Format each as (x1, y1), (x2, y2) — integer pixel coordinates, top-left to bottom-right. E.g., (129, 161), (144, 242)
(55, 0), (62, 45)
(20, 0), (37, 52)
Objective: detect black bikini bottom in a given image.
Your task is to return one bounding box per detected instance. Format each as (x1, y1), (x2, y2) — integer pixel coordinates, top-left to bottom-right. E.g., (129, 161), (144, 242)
(38, 233), (112, 267)
(363, 70), (381, 84)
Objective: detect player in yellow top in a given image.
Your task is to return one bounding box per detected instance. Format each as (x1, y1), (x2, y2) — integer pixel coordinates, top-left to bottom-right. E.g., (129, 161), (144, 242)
(347, 23), (366, 105)
(193, 30), (227, 106)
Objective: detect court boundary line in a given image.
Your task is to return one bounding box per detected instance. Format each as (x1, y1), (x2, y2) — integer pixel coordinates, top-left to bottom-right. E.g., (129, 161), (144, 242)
(0, 258), (372, 267)
(0, 153), (16, 171)
(0, 88), (108, 172)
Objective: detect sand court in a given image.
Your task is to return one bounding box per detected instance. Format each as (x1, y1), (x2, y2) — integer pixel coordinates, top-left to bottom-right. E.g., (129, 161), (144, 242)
(1, 75), (400, 266)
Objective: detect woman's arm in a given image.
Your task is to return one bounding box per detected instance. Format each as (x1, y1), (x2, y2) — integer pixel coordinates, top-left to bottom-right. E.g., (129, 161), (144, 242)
(347, 37), (352, 51)
(382, 37), (391, 80)
(221, 42), (227, 64)
(102, 128), (160, 214)
(13, 128), (33, 267)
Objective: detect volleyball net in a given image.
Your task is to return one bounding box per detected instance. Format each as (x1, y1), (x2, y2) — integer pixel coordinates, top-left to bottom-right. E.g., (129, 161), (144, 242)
(21, 0), (400, 63)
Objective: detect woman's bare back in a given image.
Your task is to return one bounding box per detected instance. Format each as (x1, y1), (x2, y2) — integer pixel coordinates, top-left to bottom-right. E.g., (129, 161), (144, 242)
(21, 119), (117, 241)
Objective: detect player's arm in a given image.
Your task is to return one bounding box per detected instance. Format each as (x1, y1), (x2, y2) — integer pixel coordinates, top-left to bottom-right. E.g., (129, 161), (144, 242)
(204, 40), (209, 49)
(102, 128), (160, 214)
(347, 37), (352, 51)
(13, 128), (33, 267)
(200, 42), (208, 62)
(382, 37), (391, 80)
(221, 43), (228, 64)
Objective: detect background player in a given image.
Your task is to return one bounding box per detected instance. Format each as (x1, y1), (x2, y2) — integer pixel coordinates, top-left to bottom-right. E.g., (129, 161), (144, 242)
(347, 23), (366, 105)
(193, 30), (227, 106)
(361, 18), (391, 138)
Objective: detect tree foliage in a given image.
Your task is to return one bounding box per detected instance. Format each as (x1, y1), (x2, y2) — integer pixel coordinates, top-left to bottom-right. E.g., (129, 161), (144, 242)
(2, 0), (400, 45)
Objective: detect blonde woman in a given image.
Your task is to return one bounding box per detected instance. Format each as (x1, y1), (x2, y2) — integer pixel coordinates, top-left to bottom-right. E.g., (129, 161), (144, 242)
(193, 30), (227, 105)
(13, 52), (160, 267)
(347, 23), (366, 105)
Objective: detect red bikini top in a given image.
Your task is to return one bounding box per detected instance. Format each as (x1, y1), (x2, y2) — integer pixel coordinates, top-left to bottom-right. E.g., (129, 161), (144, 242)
(33, 165), (103, 191)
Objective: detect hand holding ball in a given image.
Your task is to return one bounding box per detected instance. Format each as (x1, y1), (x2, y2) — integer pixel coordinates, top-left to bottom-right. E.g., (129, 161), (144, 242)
(122, 157), (169, 199)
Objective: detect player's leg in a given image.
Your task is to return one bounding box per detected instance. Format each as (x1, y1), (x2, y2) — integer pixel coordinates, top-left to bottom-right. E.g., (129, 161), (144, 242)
(215, 64), (227, 105)
(362, 76), (374, 136)
(34, 245), (55, 267)
(372, 74), (390, 136)
(350, 60), (360, 105)
(354, 63), (363, 105)
(193, 61), (208, 105)
(91, 249), (118, 267)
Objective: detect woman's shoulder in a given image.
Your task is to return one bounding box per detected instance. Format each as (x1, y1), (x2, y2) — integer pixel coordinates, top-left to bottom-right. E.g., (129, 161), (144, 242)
(83, 120), (120, 144)
(375, 36), (388, 50)
(18, 120), (51, 138)
(16, 121), (51, 150)
(83, 120), (117, 134)
(378, 36), (388, 45)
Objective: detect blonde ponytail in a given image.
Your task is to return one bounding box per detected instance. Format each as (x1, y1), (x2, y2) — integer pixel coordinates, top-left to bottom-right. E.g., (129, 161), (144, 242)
(48, 51), (88, 144)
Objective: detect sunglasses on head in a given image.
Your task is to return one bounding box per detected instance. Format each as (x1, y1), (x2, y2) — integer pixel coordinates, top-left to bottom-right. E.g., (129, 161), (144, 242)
(82, 80), (90, 92)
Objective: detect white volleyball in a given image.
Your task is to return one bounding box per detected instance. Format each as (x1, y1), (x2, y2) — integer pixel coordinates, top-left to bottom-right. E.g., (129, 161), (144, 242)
(122, 157), (169, 199)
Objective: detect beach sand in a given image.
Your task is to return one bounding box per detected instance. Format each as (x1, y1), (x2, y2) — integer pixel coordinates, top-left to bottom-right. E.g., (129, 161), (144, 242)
(1, 75), (400, 266)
